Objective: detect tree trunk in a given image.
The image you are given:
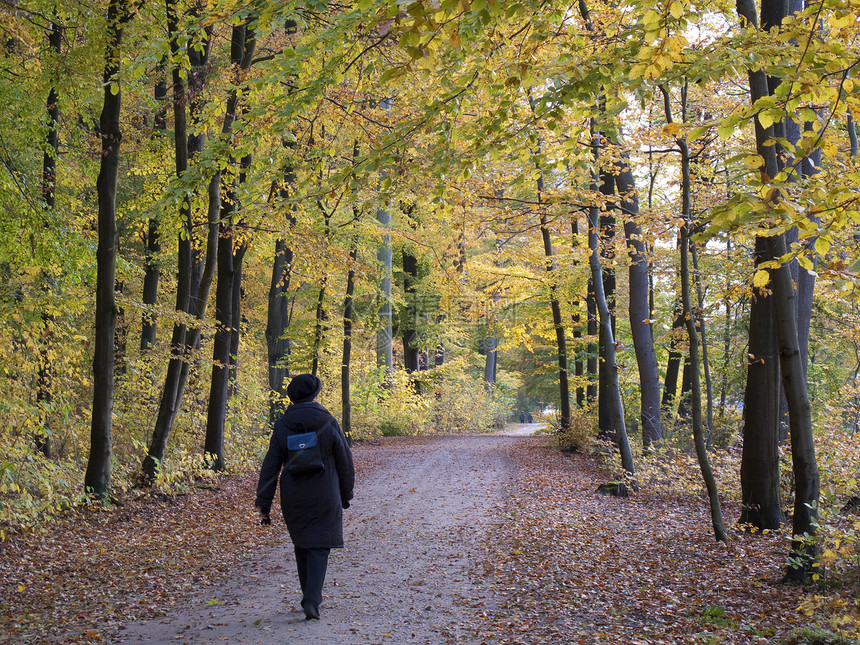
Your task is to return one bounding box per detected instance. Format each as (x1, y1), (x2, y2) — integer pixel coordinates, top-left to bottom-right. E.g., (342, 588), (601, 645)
(140, 63), (166, 352)
(402, 250), (421, 374)
(85, 0), (130, 499)
(681, 219), (727, 542)
(662, 300), (684, 410)
(311, 283), (327, 377)
(342, 238), (358, 443)
(535, 152), (570, 429)
(227, 259), (245, 398)
(142, 0), (200, 479)
(691, 244), (716, 445)
(586, 277), (598, 404)
(738, 0), (820, 579)
(266, 236), (293, 419)
(597, 166), (616, 434)
(589, 128), (634, 475)
(740, 240), (784, 530)
(203, 20), (256, 472)
(205, 224), (242, 471)
(616, 159), (662, 447)
(572, 217), (586, 408)
(36, 17), (62, 458)
(266, 142), (297, 421)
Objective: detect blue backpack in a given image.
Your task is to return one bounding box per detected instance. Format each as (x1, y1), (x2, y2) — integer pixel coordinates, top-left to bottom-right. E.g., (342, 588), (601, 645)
(286, 431), (325, 475)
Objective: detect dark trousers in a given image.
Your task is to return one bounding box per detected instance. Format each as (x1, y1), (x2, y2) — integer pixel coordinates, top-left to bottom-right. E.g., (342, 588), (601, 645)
(294, 546), (330, 609)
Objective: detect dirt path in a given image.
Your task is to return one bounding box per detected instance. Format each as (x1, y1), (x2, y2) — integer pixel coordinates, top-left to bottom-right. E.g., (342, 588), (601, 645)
(113, 431), (535, 644)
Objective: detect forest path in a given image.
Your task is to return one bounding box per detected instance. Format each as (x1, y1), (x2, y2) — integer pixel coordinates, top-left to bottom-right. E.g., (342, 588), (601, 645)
(113, 429), (538, 644)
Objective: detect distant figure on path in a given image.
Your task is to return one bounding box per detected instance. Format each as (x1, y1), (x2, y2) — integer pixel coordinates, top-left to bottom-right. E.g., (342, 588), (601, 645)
(255, 374), (355, 621)
(527, 413), (533, 423)
(519, 411), (526, 423)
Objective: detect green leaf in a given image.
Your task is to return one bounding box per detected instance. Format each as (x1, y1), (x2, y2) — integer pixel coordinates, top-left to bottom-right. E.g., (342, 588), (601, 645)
(688, 125), (709, 142)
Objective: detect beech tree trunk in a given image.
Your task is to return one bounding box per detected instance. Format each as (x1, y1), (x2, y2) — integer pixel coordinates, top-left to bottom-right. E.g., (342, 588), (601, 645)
(589, 128), (634, 475)
(402, 250), (421, 374)
(662, 300), (684, 410)
(140, 64), (165, 352)
(266, 157), (296, 420)
(36, 17), (62, 458)
(204, 20), (256, 472)
(597, 167), (616, 434)
(535, 155), (570, 429)
(616, 159), (662, 447)
(342, 239), (358, 442)
(142, 2), (211, 479)
(738, 0), (820, 580)
(85, 0), (130, 499)
(586, 278), (598, 404)
(376, 99), (393, 378)
(681, 218), (727, 542)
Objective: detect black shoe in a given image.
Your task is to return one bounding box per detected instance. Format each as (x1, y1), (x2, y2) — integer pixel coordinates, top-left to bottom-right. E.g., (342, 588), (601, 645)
(301, 600), (320, 620)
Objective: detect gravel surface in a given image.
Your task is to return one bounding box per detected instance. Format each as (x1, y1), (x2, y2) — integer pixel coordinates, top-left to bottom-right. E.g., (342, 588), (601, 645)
(113, 429), (538, 644)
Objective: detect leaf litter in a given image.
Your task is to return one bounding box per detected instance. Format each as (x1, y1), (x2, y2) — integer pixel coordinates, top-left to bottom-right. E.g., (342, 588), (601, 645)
(0, 435), (822, 643)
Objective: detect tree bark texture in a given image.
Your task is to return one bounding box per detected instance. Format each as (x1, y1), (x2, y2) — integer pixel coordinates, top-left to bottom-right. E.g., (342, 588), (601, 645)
(537, 166), (570, 429)
(597, 167), (616, 434)
(738, 0), (820, 580)
(36, 18), (63, 458)
(589, 129), (634, 475)
(342, 241), (358, 443)
(85, 0), (130, 499)
(616, 160), (662, 447)
(402, 250), (421, 374)
(204, 21), (256, 472)
(140, 63), (166, 351)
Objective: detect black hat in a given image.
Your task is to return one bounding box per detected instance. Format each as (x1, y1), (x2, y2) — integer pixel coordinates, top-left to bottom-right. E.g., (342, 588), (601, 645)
(287, 374), (322, 403)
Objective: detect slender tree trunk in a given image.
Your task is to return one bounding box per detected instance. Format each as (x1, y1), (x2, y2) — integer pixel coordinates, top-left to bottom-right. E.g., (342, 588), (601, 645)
(311, 283), (327, 377)
(586, 278), (598, 404)
(535, 156), (570, 429)
(663, 300), (684, 410)
(681, 217), (727, 542)
(85, 0), (130, 499)
(402, 250), (421, 374)
(572, 217), (585, 408)
(376, 99), (393, 379)
(597, 166), (616, 434)
(227, 258), (245, 398)
(140, 63), (166, 352)
(204, 20), (256, 472)
(342, 237), (358, 443)
(36, 18), (63, 458)
(142, 0), (196, 479)
(691, 244), (716, 445)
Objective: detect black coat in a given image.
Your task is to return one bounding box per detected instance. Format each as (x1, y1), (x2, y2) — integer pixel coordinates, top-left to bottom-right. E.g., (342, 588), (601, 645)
(255, 402), (354, 549)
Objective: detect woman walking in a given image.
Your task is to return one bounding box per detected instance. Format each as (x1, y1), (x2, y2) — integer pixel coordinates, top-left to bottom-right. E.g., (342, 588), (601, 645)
(255, 374), (354, 620)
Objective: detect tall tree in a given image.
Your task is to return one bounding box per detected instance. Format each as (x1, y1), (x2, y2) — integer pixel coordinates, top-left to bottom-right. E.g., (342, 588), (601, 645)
(589, 128), (634, 476)
(204, 18), (256, 471)
(615, 153), (663, 447)
(85, 0), (132, 499)
(376, 99), (394, 380)
(35, 16), (63, 458)
(266, 162), (296, 421)
(143, 3), (213, 480)
(140, 61), (166, 352)
(737, 0), (820, 580)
